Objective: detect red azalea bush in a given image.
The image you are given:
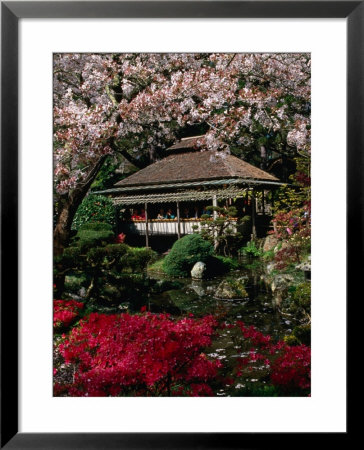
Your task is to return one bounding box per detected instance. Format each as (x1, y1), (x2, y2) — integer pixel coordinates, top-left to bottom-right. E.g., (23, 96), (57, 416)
(270, 345), (311, 392)
(53, 299), (84, 330)
(236, 321), (310, 395)
(272, 208), (310, 241)
(55, 312), (221, 397)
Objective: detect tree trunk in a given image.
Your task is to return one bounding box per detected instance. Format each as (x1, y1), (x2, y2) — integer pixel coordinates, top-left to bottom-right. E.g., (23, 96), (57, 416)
(53, 198), (80, 257)
(53, 155), (108, 256)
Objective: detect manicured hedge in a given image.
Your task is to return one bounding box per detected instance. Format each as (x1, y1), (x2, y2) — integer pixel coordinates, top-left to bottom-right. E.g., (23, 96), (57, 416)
(163, 234), (213, 277)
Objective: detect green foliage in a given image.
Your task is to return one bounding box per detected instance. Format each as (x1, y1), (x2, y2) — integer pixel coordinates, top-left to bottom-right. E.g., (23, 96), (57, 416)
(61, 246), (82, 266)
(284, 324), (311, 346)
(273, 156), (310, 214)
(163, 234), (214, 277)
(119, 247), (158, 273)
(241, 240), (262, 258)
(198, 206), (243, 256)
(72, 222), (114, 251)
(147, 258), (166, 275)
(90, 156), (128, 191)
(72, 195), (116, 230)
(64, 274), (89, 293)
(262, 249), (275, 261)
(290, 281), (311, 315)
(79, 222), (114, 231)
(57, 209), (157, 301)
(212, 255), (240, 271)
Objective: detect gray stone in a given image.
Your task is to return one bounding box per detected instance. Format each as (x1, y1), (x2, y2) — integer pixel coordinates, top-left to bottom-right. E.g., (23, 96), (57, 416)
(263, 235), (279, 253)
(214, 278), (248, 299)
(191, 261), (207, 279)
(296, 256), (311, 272)
(265, 262), (276, 275)
(271, 274), (294, 307)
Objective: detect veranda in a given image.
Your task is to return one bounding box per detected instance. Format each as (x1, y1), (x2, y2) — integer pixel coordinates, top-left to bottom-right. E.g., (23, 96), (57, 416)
(96, 136), (283, 246)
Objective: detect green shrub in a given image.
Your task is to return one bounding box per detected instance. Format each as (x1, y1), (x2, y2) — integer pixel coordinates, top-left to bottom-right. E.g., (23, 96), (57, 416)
(104, 243), (129, 259)
(82, 244), (155, 273)
(120, 247), (157, 273)
(263, 249), (275, 261)
(64, 274), (88, 293)
(197, 206), (243, 256)
(163, 234), (214, 277)
(60, 246), (82, 268)
(79, 222), (114, 232)
(147, 258), (166, 274)
(241, 241), (262, 257)
(72, 222), (114, 251)
(62, 246), (82, 260)
(216, 255), (240, 270)
(291, 281), (311, 314)
(72, 194), (116, 230)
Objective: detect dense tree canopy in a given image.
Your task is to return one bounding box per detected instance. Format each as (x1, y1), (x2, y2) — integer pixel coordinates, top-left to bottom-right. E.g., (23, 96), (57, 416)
(53, 53), (311, 252)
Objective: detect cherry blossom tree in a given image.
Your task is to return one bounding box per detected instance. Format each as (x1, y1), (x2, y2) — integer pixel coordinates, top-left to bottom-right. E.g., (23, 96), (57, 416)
(54, 53), (310, 254)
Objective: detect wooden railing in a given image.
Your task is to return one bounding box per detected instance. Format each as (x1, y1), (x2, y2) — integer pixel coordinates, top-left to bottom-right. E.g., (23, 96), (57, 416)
(122, 218), (238, 236)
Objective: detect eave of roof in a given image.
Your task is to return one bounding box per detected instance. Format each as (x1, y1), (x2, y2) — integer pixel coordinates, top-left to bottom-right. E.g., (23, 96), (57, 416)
(111, 186), (249, 205)
(94, 177), (284, 196)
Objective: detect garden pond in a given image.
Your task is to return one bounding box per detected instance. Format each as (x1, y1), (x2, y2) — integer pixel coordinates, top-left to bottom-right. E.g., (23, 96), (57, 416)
(140, 262), (301, 396)
(63, 258), (305, 396)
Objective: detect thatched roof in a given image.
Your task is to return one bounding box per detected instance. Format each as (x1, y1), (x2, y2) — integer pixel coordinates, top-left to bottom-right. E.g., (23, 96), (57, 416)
(114, 150), (279, 188)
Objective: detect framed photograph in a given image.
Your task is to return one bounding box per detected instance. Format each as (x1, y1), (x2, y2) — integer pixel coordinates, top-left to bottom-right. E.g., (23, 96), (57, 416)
(1, 1), (357, 448)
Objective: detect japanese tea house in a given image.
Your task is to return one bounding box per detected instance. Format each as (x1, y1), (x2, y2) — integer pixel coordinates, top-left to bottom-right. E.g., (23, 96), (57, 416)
(96, 136), (282, 246)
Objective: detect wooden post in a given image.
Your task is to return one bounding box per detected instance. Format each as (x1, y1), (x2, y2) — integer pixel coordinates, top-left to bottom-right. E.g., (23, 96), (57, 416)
(145, 202), (149, 248)
(251, 189), (257, 239)
(212, 195), (218, 219)
(212, 195), (218, 249)
(176, 201), (181, 239)
(245, 189), (249, 214)
(262, 189), (265, 215)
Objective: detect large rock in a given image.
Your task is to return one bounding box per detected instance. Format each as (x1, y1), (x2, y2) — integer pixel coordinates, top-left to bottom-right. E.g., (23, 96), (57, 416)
(296, 255), (311, 272)
(265, 262), (276, 275)
(271, 274), (294, 307)
(191, 261), (207, 279)
(274, 241), (290, 254)
(263, 235), (279, 253)
(214, 278), (248, 299)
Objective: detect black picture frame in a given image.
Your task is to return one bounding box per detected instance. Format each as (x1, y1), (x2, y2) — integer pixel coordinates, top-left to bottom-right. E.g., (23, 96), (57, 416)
(1, 1), (357, 448)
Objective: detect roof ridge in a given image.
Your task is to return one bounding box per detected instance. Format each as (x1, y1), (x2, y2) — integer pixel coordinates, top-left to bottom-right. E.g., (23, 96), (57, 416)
(219, 153), (237, 177)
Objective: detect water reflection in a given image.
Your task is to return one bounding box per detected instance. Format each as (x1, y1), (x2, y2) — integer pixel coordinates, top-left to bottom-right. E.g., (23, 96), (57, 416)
(146, 267), (300, 396)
